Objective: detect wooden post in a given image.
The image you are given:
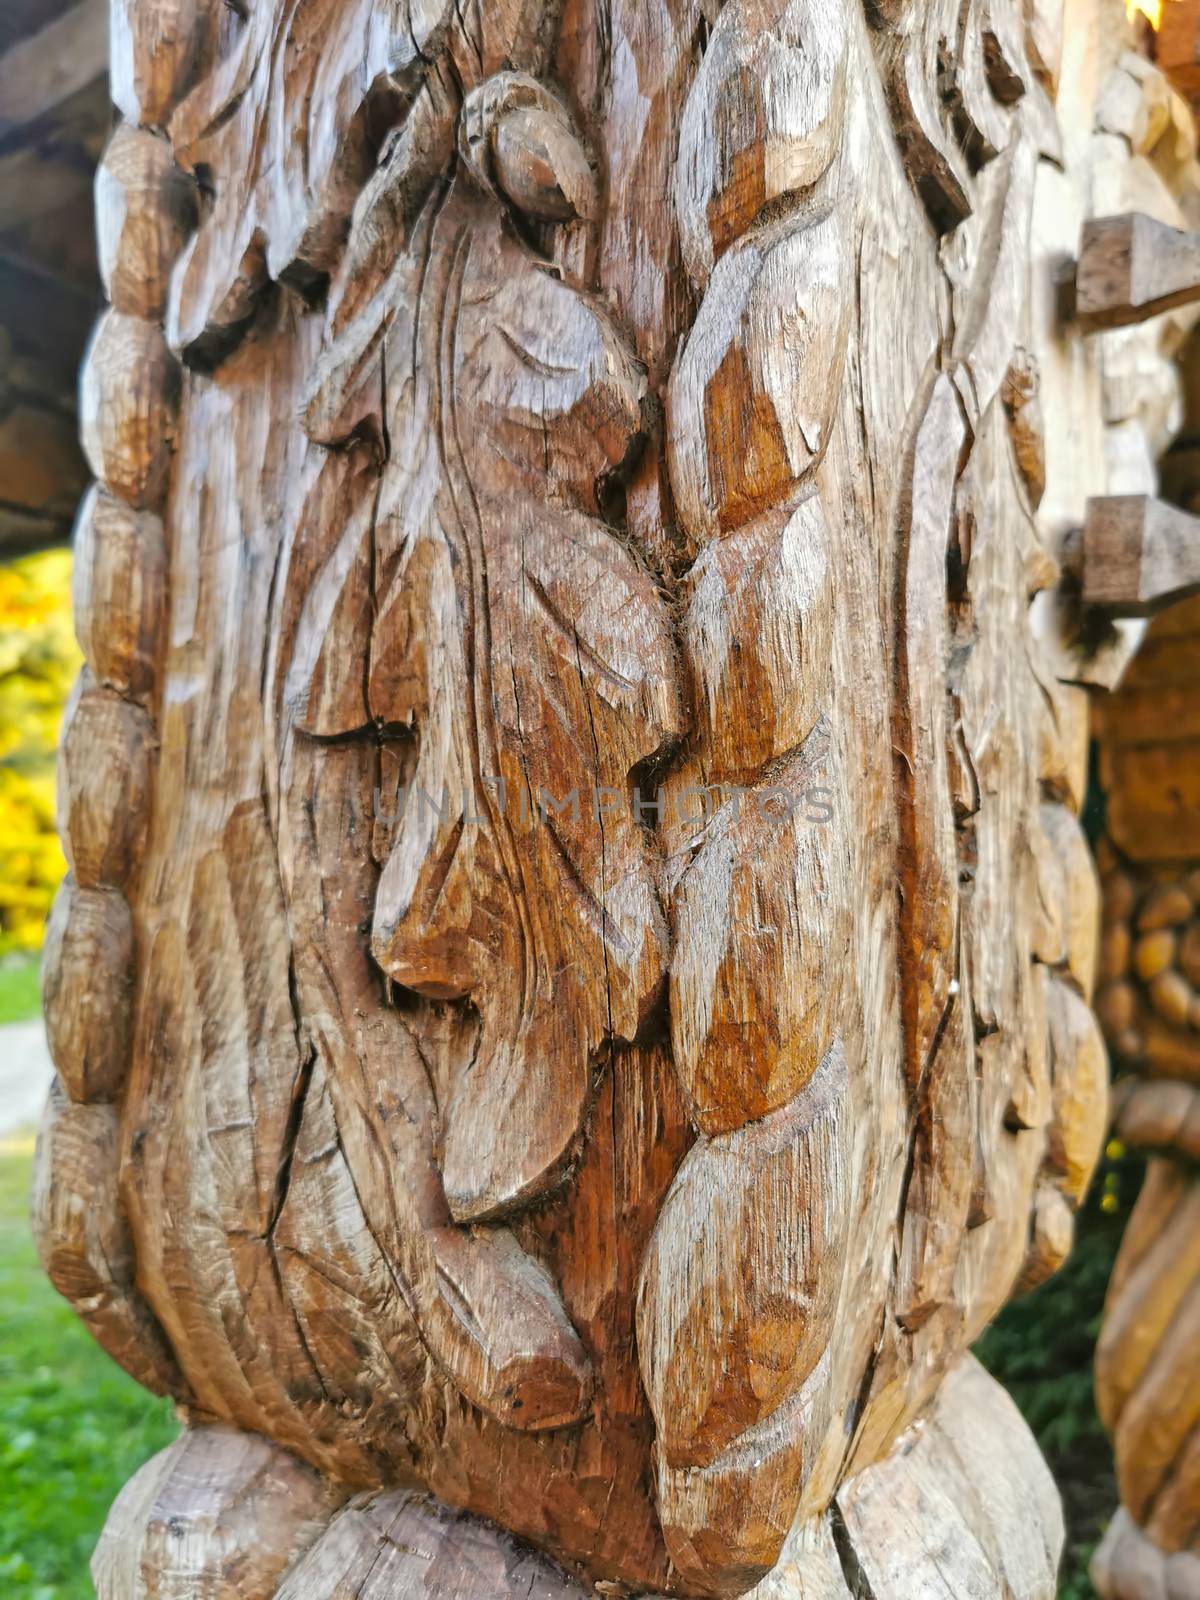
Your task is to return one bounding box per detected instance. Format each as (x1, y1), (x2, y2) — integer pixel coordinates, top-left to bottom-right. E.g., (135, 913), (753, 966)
(1091, 602), (1200, 1600)
(37, 1), (1189, 1595)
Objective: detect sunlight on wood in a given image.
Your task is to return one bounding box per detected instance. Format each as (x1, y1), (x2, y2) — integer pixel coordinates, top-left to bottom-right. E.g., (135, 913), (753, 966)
(1126, 0), (1163, 25)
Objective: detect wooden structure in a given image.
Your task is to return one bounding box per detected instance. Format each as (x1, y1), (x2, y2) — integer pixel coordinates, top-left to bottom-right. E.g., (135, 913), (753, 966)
(32, 0), (1198, 1594)
(1090, 598), (1200, 1600)
(0, 0), (106, 553)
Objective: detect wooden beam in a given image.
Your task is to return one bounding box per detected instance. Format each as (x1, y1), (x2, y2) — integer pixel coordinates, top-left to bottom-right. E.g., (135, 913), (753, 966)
(1082, 495), (1200, 617)
(0, 0), (108, 141)
(0, 249), (99, 395)
(1074, 212), (1200, 332)
(0, 144), (93, 232)
(1158, 1), (1200, 103)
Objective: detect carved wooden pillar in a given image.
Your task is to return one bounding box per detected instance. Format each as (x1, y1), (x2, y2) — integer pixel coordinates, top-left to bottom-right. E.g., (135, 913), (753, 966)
(35, 0), (1172, 1595)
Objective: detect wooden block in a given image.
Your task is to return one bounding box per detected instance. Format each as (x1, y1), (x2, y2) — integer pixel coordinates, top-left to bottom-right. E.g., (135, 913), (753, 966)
(836, 1358), (1064, 1600)
(1076, 213), (1200, 332)
(1045, 978), (1109, 1208)
(1082, 496), (1200, 617)
(31, 1079), (184, 1399)
(110, 0), (222, 129)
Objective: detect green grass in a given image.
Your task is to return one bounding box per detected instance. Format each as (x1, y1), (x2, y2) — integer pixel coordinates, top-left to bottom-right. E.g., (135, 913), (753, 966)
(0, 1135), (178, 1598)
(0, 956), (41, 1025)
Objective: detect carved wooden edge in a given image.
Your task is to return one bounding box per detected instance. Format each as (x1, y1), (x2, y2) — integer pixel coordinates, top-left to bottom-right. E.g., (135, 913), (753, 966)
(35, 0), (214, 1401)
(91, 1357), (1062, 1600)
(1091, 1157), (1200, 1600)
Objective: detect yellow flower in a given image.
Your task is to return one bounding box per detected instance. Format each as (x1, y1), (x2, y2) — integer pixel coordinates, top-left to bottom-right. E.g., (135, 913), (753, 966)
(0, 548), (81, 953)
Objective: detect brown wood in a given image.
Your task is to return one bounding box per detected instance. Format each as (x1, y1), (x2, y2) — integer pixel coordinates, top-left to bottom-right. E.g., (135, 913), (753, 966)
(1082, 494), (1200, 616)
(37, 0), (1182, 1595)
(1076, 212), (1200, 333)
(1159, 2), (1200, 104)
(1092, 595), (1200, 1600)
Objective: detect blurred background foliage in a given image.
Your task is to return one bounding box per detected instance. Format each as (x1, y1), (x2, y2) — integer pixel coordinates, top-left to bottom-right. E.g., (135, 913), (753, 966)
(0, 548), (78, 960)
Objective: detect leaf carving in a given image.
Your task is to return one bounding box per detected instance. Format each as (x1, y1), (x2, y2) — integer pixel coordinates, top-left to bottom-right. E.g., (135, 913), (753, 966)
(309, 195), (682, 1222)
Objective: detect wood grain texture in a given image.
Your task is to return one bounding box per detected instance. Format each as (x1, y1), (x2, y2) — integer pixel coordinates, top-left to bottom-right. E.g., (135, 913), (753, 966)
(1076, 212), (1200, 333)
(31, 1079), (185, 1401)
(57, 676), (154, 890)
(1083, 494), (1200, 617)
(71, 488), (166, 703)
(92, 1426), (347, 1599)
(78, 311), (178, 511)
(96, 124), (197, 321)
(41, 874), (135, 1103)
(275, 1490), (596, 1599)
(48, 0), (1149, 1592)
(835, 1357), (1063, 1600)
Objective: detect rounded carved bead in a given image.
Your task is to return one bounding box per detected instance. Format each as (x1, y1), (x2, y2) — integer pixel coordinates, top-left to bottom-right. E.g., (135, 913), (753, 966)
(80, 310), (180, 511)
(72, 486), (167, 702)
(97, 123), (197, 320)
(57, 675), (155, 890)
(42, 875), (136, 1103)
(1134, 929), (1177, 982)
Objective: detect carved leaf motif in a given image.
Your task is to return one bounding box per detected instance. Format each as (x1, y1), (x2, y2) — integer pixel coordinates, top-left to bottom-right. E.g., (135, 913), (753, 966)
(668, 209), (849, 547)
(308, 196), (682, 1223)
(673, 0), (848, 291)
(163, 0), (561, 361)
(638, 1043), (850, 1469)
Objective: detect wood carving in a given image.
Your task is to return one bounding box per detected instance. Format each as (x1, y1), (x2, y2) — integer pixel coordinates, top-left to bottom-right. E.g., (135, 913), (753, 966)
(38, 0), (1174, 1594)
(1091, 596), (1200, 1600)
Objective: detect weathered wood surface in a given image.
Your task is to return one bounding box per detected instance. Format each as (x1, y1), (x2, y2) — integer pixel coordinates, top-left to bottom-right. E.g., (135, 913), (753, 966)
(1076, 212), (1200, 332)
(1082, 494), (1200, 616)
(1092, 593), (1200, 1600)
(39, 0), (1177, 1594)
(94, 1356), (1061, 1599)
